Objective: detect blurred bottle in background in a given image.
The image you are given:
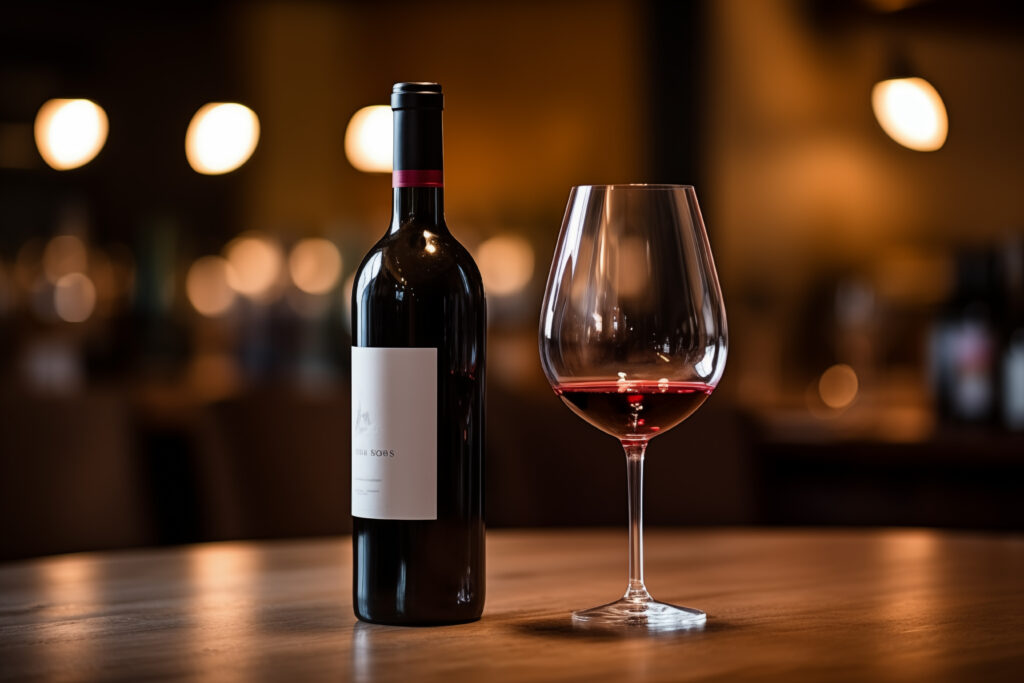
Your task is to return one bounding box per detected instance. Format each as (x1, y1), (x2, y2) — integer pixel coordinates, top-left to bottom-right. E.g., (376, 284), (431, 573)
(930, 249), (997, 425)
(930, 238), (1024, 431)
(1000, 237), (1024, 430)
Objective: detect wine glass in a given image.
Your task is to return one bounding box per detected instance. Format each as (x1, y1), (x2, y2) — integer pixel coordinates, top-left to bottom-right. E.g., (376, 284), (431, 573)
(538, 184), (727, 631)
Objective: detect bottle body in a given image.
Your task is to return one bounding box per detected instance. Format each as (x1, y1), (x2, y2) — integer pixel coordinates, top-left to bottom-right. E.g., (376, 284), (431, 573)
(350, 83), (485, 625)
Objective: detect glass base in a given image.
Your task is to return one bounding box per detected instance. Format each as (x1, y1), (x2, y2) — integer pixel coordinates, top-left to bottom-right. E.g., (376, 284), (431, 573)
(572, 596), (706, 632)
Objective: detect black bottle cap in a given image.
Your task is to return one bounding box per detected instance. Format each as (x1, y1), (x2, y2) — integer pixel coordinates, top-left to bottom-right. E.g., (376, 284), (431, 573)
(391, 82), (444, 110)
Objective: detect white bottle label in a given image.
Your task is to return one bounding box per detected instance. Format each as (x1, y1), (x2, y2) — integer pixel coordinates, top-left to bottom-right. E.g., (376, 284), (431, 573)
(351, 346), (437, 520)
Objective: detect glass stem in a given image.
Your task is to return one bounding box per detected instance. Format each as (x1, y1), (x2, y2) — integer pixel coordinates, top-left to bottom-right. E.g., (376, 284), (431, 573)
(622, 440), (650, 603)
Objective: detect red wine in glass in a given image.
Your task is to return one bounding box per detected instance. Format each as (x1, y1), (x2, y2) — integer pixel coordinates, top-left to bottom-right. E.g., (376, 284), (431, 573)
(554, 381), (713, 440)
(539, 184), (727, 631)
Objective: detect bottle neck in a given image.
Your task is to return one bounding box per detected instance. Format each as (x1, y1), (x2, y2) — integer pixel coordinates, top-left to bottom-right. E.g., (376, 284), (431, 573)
(391, 186), (445, 231)
(389, 105), (445, 233)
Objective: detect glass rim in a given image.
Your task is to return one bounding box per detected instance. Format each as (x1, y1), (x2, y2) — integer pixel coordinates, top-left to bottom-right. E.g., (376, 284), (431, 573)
(571, 183), (695, 191)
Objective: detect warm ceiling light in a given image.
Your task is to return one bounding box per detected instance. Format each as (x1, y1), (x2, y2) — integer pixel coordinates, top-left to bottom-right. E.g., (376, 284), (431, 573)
(34, 99), (108, 170)
(344, 105), (392, 173)
(224, 233), (283, 299)
(475, 235), (535, 297)
(289, 238), (342, 295)
(186, 256), (237, 317)
(871, 77), (948, 151)
(185, 103), (260, 174)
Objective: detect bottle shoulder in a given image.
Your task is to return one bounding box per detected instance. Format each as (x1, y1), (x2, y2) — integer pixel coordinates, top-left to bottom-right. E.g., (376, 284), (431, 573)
(355, 221), (484, 295)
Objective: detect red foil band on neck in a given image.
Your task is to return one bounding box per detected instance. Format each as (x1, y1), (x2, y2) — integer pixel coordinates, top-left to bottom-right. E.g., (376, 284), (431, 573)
(392, 170), (444, 188)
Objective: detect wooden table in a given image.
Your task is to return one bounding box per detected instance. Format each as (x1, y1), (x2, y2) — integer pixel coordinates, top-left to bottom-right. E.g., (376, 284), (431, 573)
(1, 529), (1022, 681)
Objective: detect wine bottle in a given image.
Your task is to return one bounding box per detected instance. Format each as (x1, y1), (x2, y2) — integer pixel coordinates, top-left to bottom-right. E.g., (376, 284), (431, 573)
(350, 82), (486, 625)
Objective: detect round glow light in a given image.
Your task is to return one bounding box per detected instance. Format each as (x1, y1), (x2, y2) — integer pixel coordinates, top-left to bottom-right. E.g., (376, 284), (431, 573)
(344, 105), (392, 173)
(185, 103), (260, 175)
(818, 363), (859, 409)
(289, 238), (342, 294)
(476, 234), (535, 296)
(42, 235), (88, 284)
(186, 256), (237, 317)
(224, 233), (283, 299)
(871, 77), (948, 152)
(54, 272), (96, 323)
(34, 99), (109, 170)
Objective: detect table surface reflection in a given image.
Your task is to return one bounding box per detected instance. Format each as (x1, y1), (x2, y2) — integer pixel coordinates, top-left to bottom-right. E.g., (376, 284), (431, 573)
(1, 529), (1022, 681)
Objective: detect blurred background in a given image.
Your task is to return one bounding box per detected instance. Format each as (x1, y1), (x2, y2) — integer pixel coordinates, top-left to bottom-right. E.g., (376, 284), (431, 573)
(1, 0), (1022, 561)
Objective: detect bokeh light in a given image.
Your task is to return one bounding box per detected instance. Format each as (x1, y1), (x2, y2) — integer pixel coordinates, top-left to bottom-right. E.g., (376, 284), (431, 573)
(43, 235), (88, 284)
(34, 99), (109, 170)
(53, 273), (96, 323)
(819, 364), (860, 409)
(871, 77), (948, 152)
(186, 256), (237, 317)
(475, 234), (535, 296)
(288, 238), (342, 294)
(344, 105), (392, 173)
(224, 233), (283, 299)
(185, 103), (260, 174)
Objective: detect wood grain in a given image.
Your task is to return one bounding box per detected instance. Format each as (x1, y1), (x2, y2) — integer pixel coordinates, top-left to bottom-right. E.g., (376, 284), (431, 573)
(1, 529), (1022, 681)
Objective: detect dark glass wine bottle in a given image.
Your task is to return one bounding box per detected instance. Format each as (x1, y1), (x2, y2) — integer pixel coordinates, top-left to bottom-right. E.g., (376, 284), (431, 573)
(350, 82), (486, 625)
